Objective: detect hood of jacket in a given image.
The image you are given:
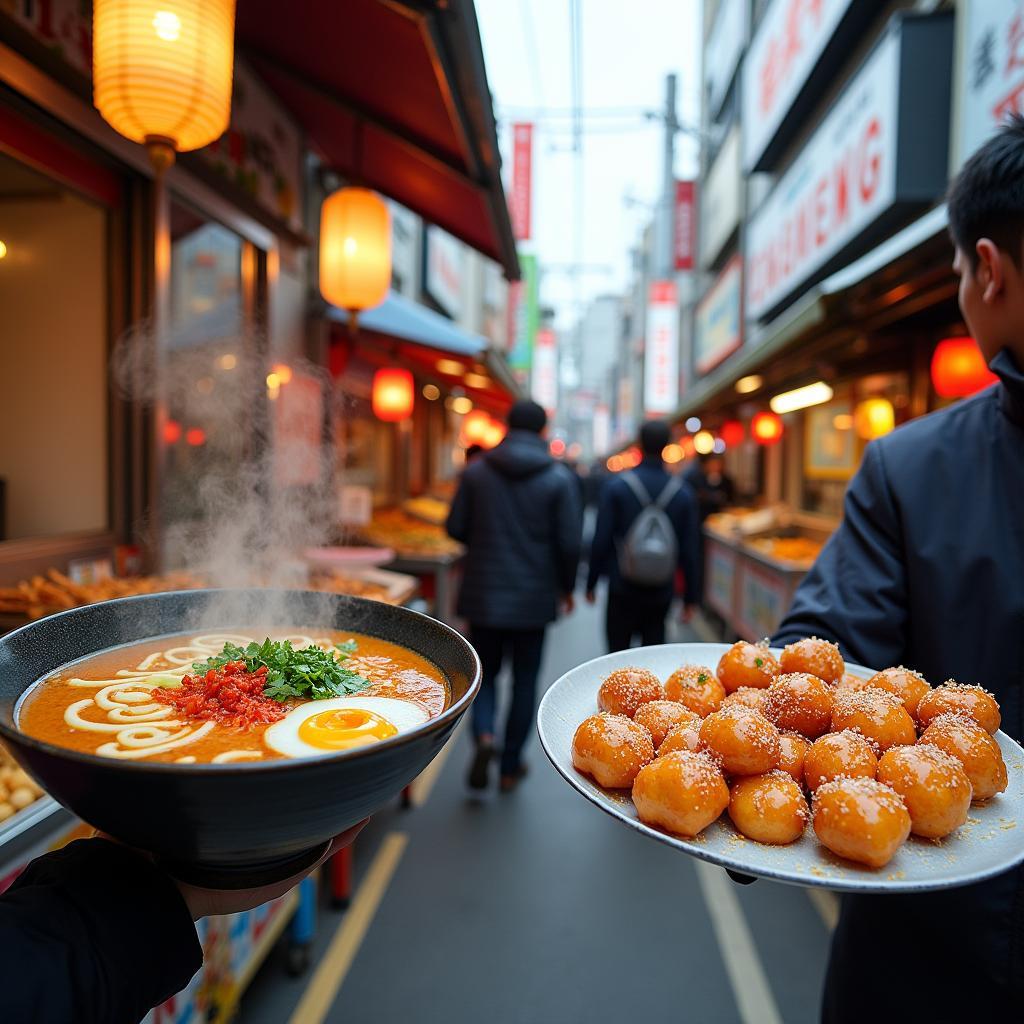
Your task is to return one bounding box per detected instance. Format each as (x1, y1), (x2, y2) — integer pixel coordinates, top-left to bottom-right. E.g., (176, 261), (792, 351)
(484, 429), (554, 479)
(994, 347), (1024, 429)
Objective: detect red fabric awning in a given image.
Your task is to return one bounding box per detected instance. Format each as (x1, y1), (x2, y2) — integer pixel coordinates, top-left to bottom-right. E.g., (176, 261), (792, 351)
(236, 0), (518, 279)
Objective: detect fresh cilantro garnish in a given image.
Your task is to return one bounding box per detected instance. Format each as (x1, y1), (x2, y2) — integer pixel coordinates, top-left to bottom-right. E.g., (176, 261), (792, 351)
(755, 657), (763, 668)
(193, 639), (370, 702)
(697, 672), (708, 684)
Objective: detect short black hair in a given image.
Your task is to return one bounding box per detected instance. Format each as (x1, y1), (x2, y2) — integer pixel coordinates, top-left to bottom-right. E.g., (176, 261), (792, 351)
(948, 114), (1024, 269)
(465, 444), (483, 461)
(508, 399), (547, 433)
(639, 419), (671, 456)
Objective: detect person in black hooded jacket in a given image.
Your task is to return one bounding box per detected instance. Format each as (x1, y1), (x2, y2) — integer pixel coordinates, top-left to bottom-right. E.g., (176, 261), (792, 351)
(772, 117), (1024, 1021)
(447, 400), (582, 792)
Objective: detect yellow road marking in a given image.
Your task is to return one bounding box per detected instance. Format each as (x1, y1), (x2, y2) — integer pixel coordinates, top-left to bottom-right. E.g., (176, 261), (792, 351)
(694, 862), (784, 1024)
(808, 888), (839, 932)
(288, 832), (409, 1024)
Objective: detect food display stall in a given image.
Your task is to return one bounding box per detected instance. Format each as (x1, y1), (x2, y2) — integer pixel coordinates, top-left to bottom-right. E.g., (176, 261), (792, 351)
(703, 508), (832, 640)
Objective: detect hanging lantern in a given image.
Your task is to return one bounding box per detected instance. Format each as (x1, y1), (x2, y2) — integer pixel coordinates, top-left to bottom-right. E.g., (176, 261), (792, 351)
(720, 420), (745, 447)
(752, 411), (784, 445)
(462, 409), (491, 446)
(482, 418), (506, 449)
(320, 188), (391, 322)
(93, 0), (236, 170)
(372, 368), (414, 422)
(930, 336), (998, 398)
(854, 397), (895, 440)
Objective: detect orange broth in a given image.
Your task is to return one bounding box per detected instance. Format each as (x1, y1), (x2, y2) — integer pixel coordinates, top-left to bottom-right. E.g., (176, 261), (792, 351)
(18, 629), (449, 764)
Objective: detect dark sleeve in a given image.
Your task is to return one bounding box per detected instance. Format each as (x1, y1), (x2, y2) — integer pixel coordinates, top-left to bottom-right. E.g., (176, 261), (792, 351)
(586, 479), (617, 593)
(554, 472), (583, 595)
(772, 441), (908, 668)
(676, 487), (703, 605)
(0, 838), (203, 1024)
(445, 473), (472, 543)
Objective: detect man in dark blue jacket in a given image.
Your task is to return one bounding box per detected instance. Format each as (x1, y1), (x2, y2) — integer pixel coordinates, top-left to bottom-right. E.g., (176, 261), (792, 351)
(586, 420), (701, 650)
(774, 117), (1024, 1021)
(447, 400), (582, 792)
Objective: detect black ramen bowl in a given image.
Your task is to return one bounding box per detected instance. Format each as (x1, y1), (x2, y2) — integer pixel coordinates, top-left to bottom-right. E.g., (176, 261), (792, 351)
(0, 589), (480, 887)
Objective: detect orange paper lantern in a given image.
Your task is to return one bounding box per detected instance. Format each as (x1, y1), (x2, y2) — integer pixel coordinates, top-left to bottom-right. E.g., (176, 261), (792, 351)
(320, 188), (391, 315)
(482, 418), (506, 449)
(93, 0), (236, 164)
(372, 368), (414, 422)
(930, 337), (998, 398)
(462, 409), (491, 445)
(751, 411), (784, 445)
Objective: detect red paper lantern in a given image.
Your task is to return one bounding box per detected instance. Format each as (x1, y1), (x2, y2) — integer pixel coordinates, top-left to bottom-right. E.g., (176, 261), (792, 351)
(720, 420), (745, 447)
(930, 337), (998, 398)
(482, 418), (506, 449)
(372, 367), (414, 422)
(462, 409), (491, 445)
(163, 419), (182, 444)
(185, 427), (206, 447)
(751, 411), (784, 445)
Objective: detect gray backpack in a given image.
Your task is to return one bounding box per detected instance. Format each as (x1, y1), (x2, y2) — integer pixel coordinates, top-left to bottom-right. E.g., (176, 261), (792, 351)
(617, 472), (681, 586)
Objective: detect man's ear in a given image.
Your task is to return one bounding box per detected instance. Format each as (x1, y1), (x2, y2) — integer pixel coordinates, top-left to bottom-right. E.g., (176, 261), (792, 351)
(975, 239), (1004, 303)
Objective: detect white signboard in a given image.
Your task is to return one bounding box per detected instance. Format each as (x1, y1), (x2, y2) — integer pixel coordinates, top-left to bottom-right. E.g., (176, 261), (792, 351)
(424, 227), (464, 319)
(593, 404), (611, 456)
(532, 328), (559, 416)
(700, 126), (742, 266)
(746, 32), (899, 320)
(705, 0), (747, 116)
(696, 257), (743, 375)
(643, 281), (680, 414)
(743, 0), (857, 171)
(957, 0), (1024, 169)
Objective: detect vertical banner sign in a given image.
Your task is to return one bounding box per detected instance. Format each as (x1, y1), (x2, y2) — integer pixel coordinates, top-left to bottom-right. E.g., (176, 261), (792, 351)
(509, 253), (538, 382)
(958, 1), (1024, 168)
(643, 281), (680, 414)
(674, 181), (696, 271)
(511, 123), (534, 241)
(532, 328), (559, 417)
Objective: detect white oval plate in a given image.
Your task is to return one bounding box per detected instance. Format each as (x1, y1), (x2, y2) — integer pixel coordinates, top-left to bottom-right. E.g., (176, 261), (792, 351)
(537, 643), (1024, 893)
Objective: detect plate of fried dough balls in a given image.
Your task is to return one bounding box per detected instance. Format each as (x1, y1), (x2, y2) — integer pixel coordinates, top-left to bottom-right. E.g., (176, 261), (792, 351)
(537, 641), (1024, 892)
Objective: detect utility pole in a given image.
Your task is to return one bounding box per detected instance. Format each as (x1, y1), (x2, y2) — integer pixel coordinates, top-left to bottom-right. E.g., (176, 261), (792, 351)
(659, 72), (678, 279)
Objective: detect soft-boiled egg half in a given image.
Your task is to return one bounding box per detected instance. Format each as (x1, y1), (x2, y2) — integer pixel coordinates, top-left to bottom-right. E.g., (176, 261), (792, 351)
(264, 696), (429, 758)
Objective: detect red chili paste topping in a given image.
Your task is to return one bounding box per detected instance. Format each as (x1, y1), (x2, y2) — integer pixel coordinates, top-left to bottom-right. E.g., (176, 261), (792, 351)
(153, 661), (288, 728)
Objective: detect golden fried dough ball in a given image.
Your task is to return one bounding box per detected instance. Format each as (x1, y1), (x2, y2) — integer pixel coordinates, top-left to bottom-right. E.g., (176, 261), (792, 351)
(572, 713), (655, 789)
(722, 687), (767, 713)
(761, 672), (833, 739)
(862, 667), (931, 721)
(812, 778), (911, 868)
(830, 688), (916, 753)
(917, 684), (1001, 735)
(597, 667), (664, 718)
(803, 730), (878, 792)
(729, 770), (808, 845)
(658, 716), (703, 756)
(877, 744), (972, 839)
(919, 714), (1008, 802)
(777, 733), (811, 787)
(699, 705), (780, 776)
(716, 641), (780, 693)
(634, 700), (699, 749)
(779, 637), (844, 684)
(665, 664), (725, 717)
(632, 750), (729, 837)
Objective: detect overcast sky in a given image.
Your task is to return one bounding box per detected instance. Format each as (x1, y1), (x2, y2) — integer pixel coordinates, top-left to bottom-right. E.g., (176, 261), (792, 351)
(477, 0), (702, 330)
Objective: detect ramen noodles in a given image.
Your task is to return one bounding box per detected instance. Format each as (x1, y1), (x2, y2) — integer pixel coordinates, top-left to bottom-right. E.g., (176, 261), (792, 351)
(18, 630), (449, 763)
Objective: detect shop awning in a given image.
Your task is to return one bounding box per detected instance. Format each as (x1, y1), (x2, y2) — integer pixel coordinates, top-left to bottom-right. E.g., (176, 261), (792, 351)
(237, 0), (519, 279)
(327, 293), (519, 412)
(673, 206), (953, 419)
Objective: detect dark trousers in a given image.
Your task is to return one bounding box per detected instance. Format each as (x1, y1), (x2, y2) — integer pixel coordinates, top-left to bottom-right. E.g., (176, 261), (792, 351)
(605, 591), (672, 652)
(469, 625), (546, 776)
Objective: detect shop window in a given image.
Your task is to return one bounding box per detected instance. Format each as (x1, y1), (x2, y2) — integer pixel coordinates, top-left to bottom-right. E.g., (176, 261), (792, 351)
(162, 201), (247, 565)
(0, 152), (108, 542)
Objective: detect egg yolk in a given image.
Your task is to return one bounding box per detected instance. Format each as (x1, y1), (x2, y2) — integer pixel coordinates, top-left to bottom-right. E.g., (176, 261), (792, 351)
(297, 708), (398, 751)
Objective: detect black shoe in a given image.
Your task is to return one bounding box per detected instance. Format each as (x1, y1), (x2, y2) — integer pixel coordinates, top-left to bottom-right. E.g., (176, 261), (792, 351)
(467, 742), (494, 790)
(498, 763), (528, 793)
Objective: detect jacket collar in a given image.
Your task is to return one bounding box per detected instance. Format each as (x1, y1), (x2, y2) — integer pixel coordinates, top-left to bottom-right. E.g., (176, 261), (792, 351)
(993, 348), (1024, 429)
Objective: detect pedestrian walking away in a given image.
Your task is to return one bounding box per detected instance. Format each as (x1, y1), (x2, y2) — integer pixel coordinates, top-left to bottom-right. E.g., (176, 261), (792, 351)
(586, 420), (701, 652)
(773, 115), (1024, 1022)
(447, 400), (583, 793)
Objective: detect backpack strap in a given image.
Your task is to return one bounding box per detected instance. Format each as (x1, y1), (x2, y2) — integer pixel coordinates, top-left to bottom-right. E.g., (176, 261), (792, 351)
(654, 476), (682, 510)
(621, 471), (653, 507)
